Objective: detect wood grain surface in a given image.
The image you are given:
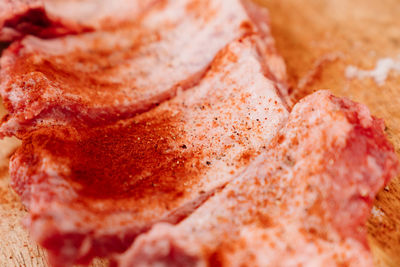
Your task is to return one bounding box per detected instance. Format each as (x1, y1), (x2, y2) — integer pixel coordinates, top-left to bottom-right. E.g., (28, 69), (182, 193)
(1, 0), (400, 266)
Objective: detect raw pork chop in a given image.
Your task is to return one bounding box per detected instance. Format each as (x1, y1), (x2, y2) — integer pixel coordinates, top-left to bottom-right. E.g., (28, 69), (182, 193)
(0, 0), (287, 138)
(0, 0), (157, 41)
(10, 37), (289, 266)
(118, 91), (399, 267)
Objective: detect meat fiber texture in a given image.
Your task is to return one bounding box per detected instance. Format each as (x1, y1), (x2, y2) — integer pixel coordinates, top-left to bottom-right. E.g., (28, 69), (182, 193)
(10, 37), (289, 266)
(0, 0), (157, 41)
(117, 91), (400, 267)
(0, 0), (288, 138)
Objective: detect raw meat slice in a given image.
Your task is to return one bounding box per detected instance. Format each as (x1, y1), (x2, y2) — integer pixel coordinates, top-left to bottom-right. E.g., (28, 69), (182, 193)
(0, 0), (157, 41)
(0, 0), (287, 138)
(118, 90), (399, 267)
(10, 37), (289, 266)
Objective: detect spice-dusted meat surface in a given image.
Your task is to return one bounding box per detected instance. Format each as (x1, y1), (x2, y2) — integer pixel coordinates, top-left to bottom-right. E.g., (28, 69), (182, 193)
(0, 0), (286, 138)
(118, 91), (400, 267)
(10, 37), (289, 266)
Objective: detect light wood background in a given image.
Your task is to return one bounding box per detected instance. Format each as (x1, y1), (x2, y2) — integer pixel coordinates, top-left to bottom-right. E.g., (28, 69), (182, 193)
(1, 0), (400, 266)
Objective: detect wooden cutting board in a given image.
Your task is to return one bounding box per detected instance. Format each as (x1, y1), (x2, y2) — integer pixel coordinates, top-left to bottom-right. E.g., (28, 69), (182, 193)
(1, 0), (400, 266)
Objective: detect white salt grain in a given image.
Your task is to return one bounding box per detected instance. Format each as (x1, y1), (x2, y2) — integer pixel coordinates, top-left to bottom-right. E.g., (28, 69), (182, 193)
(345, 56), (400, 85)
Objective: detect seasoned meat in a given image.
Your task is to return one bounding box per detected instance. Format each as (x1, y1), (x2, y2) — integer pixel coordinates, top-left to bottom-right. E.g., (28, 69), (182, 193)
(4, 2), (397, 267)
(10, 37), (289, 266)
(0, 0), (287, 138)
(117, 91), (399, 267)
